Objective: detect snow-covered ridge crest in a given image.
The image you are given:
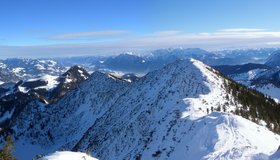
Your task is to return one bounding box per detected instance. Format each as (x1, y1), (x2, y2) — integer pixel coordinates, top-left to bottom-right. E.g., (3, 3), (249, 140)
(181, 58), (237, 120)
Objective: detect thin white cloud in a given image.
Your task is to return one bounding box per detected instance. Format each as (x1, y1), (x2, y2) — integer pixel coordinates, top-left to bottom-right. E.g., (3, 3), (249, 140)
(140, 29), (280, 49)
(2, 28), (280, 58)
(211, 31), (280, 38)
(50, 30), (129, 40)
(218, 28), (267, 32)
(151, 30), (181, 37)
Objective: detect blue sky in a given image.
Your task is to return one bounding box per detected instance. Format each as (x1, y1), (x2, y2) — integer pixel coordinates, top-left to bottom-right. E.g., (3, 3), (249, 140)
(1, 0), (280, 57)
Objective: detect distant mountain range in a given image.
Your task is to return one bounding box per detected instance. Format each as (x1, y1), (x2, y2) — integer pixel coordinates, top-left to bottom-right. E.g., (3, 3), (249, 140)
(0, 58), (67, 84)
(0, 48), (278, 83)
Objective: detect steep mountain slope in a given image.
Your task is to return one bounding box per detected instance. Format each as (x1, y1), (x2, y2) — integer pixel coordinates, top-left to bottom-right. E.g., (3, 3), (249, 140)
(73, 59), (280, 160)
(2, 59), (280, 160)
(7, 71), (129, 159)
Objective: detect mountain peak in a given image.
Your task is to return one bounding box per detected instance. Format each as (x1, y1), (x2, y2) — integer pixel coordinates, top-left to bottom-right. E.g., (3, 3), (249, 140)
(63, 65), (89, 80)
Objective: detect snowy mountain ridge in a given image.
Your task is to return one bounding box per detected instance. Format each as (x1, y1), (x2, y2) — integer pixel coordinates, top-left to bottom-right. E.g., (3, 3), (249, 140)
(1, 59), (280, 160)
(72, 59), (280, 160)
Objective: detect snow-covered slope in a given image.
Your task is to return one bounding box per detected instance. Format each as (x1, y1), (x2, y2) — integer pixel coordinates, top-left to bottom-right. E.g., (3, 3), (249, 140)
(39, 151), (98, 160)
(72, 59), (280, 160)
(3, 59), (280, 160)
(192, 112), (280, 160)
(106, 111), (280, 160)
(0, 66), (90, 136)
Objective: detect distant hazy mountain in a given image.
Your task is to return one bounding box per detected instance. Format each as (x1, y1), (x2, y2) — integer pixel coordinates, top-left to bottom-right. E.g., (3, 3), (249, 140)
(214, 48), (277, 65)
(214, 63), (270, 75)
(265, 50), (280, 67)
(0, 48), (277, 84)
(96, 53), (148, 73)
(0, 58), (67, 83)
(0, 61), (19, 83)
(214, 62), (280, 101)
(93, 48), (220, 74)
(90, 48), (278, 74)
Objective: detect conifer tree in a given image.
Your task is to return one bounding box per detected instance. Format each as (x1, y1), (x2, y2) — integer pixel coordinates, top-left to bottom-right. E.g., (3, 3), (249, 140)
(0, 136), (16, 160)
